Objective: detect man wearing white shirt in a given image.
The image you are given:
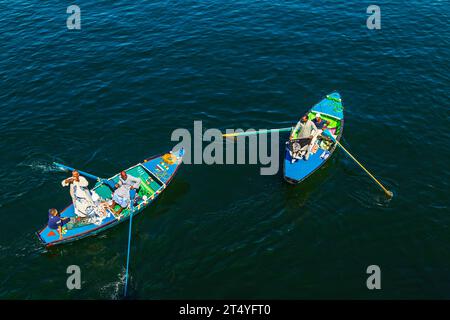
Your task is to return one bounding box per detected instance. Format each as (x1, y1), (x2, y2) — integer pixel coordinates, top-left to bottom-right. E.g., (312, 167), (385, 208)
(61, 170), (95, 217)
(109, 171), (141, 215)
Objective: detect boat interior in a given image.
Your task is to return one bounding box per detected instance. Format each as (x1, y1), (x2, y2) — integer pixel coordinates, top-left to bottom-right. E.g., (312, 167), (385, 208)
(289, 111), (342, 158)
(93, 165), (163, 218)
(308, 112), (342, 136)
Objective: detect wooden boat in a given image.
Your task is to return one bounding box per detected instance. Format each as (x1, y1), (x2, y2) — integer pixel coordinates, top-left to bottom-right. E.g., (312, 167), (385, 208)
(37, 148), (184, 247)
(283, 92), (344, 184)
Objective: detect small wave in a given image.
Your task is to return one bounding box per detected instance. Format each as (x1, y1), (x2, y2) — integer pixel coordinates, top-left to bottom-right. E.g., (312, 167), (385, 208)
(17, 161), (65, 173)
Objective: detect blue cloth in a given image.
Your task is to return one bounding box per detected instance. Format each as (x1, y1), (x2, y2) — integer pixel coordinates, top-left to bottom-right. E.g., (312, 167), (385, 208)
(48, 213), (69, 230)
(103, 179), (116, 191)
(113, 193), (129, 208)
(129, 189), (137, 210)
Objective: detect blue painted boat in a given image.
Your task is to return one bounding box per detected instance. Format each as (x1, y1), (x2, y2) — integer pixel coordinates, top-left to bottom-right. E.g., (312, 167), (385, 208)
(37, 148), (184, 247)
(284, 92), (344, 184)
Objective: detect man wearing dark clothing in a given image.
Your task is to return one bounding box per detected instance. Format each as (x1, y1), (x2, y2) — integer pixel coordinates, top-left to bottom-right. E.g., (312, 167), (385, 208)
(48, 208), (70, 239)
(312, 113), (330, 130)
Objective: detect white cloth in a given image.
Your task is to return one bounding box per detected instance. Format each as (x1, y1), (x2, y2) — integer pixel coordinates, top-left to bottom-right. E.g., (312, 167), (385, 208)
(118, 175), (141, 189)
(114, 174), (141, 198)
(293, 119), (318, 140)
(289, 122), (321, 161)
(309, 129), (323, 151)
(61, 176), (95, 217)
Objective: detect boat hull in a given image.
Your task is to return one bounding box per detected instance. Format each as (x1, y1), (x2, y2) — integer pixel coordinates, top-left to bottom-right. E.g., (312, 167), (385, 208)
(37, 149), (184, 247)
(283, 92), (344, 184)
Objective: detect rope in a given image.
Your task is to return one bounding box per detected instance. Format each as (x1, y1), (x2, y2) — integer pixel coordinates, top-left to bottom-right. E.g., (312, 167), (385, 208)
(124, 212), (133, 297)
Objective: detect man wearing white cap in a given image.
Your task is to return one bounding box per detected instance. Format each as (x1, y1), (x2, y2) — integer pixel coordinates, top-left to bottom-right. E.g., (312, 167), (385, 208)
(309, 113), (331, 156)
(312, 113), (330, 130)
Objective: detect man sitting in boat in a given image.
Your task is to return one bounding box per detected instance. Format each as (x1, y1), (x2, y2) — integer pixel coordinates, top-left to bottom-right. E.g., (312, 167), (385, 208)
(309, 112), (331, 149)
(62, 170), (96, 218)
(48, 208), (70, 240)
(312, 113), (330, 130)
(109, 171), (141, 216)
(290, 114), (318, 161)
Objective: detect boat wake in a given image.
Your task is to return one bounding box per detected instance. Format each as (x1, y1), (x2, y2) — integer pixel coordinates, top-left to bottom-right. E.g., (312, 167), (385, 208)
(18, 161), (65, 173)
(0, 158), (67, 207)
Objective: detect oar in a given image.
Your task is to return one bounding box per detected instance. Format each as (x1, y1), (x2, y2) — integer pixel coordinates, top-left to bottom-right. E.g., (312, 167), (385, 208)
(322, 130), (393, 198)
(222, 127), (293, 138)
(53, 162), (117, 190)
(53, 162), (102, 182)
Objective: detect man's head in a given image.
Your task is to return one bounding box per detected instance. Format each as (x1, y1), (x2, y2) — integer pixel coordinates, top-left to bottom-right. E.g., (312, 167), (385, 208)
(301, 115), (308, 123)
(120, 171), (127, 180)
(49, 208), (58, 216)
(72, 170), (80, 181)
(315, 113), (322, 121)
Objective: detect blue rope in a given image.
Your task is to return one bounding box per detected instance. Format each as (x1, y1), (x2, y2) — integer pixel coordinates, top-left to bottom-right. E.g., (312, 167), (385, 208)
(124, 211), (133, 297)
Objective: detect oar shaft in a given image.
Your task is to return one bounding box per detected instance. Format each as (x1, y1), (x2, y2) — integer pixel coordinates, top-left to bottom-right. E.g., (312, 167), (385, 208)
(223, 127), (293, 137)
(53, 162), (101, 181)
(335, 141), (391, 196)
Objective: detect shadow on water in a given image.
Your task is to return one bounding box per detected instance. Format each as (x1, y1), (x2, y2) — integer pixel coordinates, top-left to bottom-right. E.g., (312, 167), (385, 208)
(281, 154), (337, 207)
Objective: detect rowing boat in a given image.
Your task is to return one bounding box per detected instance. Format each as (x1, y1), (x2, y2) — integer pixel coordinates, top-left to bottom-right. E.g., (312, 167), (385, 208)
(283, 92), (344, 184)
(37, 148), (184, 247)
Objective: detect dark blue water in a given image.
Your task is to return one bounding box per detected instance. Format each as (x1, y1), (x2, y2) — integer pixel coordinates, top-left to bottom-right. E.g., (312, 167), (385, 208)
(0, 0), (449, 299)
